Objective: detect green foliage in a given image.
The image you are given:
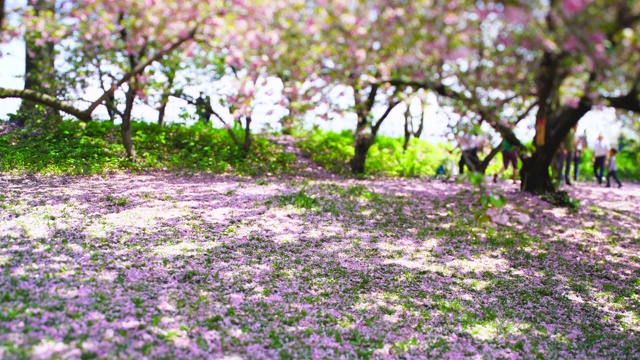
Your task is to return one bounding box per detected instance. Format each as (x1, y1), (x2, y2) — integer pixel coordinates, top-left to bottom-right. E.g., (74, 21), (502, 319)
(0, 120), (295, 176)
(296, 130), (354, 174)
(105, 195), (129, 207)
(268, 189), (319, 209)
(296, 130), (454, 177)
(616, 142), (640, 181)
(540, 190), (580, 211)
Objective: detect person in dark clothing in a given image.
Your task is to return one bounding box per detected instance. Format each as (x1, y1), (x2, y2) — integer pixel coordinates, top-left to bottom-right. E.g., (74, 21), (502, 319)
(106, 93), (117, 122)
(195, 92), (212, 124)
(493, 138), (519, 184)
(593, 134), (608, 184)
(457, 133), (481, 174)
(606, 149), (622, 188)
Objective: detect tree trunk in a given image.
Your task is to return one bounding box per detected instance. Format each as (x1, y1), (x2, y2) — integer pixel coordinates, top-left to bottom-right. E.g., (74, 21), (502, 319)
(122, 88), (136, 161)
(520, 151), (554, 193)
(347, 84), (400, 175)
(402, 132), (410, 152)
(403, 108), (411, 151)
(403, 102), (424, 152)
(157, 73), (175, 125)
(351, 136), (373, 174)
(157, 101), (167, 125)
(242, 116), (252, 155)
(350, 118), (374, 174)
(521, 99), (591, 193)
(0, 0), (5, 35)
(15, 0), (58, 127)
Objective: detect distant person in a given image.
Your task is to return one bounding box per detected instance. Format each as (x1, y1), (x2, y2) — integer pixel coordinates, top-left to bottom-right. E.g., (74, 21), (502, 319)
(593, 134), (608, 184)
(493, 138), (519, 184)
(562, 125), (576, 185)
(457, 132), (480, 174)
(195, 92), (212, 124)
(106, 93), (117, 122)
(606, 149), (622, 188)
(574, 129), (587, 181)
(618, 135), (624, 151)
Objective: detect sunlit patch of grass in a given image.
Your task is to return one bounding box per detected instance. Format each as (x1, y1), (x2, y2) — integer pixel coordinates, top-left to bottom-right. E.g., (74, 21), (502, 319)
(267, 189), (320, 210)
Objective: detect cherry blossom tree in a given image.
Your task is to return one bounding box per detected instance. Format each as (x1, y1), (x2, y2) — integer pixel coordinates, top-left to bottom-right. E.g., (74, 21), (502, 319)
(191, 2), (298, 154)
(0, 0), (252, 159)
(292, 0), (486, 174)
(489, 0), (640, 193)
(417, 0), (639, 192)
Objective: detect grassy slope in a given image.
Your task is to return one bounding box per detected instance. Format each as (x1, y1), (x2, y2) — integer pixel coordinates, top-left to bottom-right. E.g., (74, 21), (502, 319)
(0, 121), (295, 176)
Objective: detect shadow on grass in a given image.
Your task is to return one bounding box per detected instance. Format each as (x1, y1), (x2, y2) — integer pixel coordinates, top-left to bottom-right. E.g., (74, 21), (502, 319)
(0, 175), (639, 358)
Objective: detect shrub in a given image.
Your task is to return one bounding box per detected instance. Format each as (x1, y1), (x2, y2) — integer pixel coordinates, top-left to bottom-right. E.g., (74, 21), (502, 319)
(295, 130), (455, 177)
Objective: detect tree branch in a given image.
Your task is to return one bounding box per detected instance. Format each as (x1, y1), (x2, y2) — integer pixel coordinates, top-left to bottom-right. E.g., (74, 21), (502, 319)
(85, 28), (197, 115)
(0, 28), (197, 122)
(372, 100), (400, 135)
(606, 90), (640, 113)
(0, 88), (90, 121)
(170, 92), (241, 146)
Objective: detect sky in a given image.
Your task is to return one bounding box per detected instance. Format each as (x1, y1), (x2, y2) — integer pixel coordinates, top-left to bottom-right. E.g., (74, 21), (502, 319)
(0, 39), (625, 147)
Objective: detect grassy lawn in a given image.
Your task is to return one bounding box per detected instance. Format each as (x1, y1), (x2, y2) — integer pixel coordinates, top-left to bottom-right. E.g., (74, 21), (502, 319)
(0, 174), (638, 358)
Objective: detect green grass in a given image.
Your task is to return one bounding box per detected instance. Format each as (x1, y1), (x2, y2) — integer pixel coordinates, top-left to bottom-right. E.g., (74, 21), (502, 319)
(267, 189), (320, 209)
(295, 129), (456, 177)
(0, 120), (295, 176)
(3, 119), (638, 181)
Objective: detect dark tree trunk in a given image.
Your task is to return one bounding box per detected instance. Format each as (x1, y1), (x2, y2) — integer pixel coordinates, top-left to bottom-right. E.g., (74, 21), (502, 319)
(157, 103), (167, 126)
(16, 0), (58, 127)
(403, 105), (425, 151)
(349, 107), (398, 174)
(350, 114), (375, 174)
(522, 99), (591, 193)
(403, 108), (411, 151)
(122, 87), (136, 161)
(242, 116), (252, 155)
(0, 0), (5, 35)
(520, 151), (555, 193)
(351, 136), (373, 174)
(157, 74), (175, 125)
(348, 84), (401, 175)
(516, 48), (579, 193)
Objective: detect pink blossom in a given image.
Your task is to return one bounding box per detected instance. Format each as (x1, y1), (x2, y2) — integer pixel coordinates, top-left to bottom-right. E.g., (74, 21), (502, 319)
(561, 0), (591, 15)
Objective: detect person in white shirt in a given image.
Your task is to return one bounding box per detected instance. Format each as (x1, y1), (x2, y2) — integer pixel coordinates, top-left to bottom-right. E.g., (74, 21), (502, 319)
(593, 134), (609, 184)
(606, 149), (622, 188)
